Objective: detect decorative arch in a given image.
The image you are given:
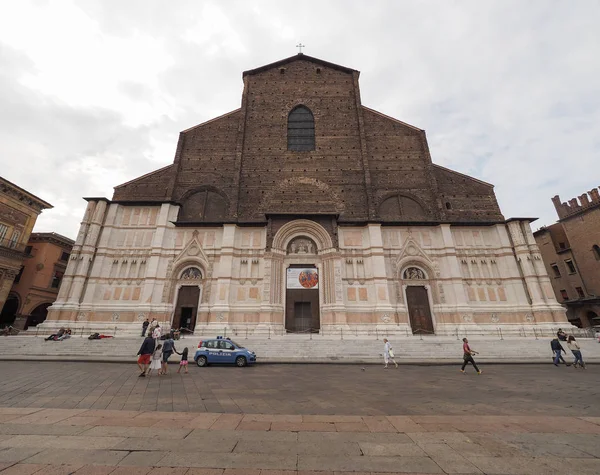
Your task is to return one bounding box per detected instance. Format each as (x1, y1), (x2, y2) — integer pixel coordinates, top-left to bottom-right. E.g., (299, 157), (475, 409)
(398, 260), (434, 282)
(288, 105), (315, 151)
(0, 292), (20, 326)
(260, 177), (345, 215)
(272, 219), (334, 253)
(26, 302), (52, 328)
(377, 192), (428, 221)
(178, 186), (229, 222)
(395, 258), (439, 306)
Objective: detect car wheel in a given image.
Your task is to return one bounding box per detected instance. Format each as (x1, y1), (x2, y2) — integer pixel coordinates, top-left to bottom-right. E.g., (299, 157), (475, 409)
(235, 356), (247, 367)
(196, 355), (208, 367)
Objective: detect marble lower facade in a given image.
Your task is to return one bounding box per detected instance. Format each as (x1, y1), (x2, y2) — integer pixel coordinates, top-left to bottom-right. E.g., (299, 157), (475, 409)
(43, 200), (571, 336)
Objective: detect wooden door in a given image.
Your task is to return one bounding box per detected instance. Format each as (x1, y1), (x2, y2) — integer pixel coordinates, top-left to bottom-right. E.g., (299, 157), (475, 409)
(406, 286), (434, 334)
(285, 289), (320, 333)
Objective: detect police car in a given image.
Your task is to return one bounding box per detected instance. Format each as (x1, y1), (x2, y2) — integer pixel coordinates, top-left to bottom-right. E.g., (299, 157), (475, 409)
(193, 336), (257, 367)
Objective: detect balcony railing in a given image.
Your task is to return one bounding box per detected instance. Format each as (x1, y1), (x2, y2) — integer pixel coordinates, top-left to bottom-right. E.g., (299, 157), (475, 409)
(0, 237), (27, 254)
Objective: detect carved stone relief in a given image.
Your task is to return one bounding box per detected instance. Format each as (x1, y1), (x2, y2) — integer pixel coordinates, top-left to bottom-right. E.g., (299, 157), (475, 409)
(287, 237), (317, 255)
(403, 267), (426, 280)
(181, 267), (202, 280)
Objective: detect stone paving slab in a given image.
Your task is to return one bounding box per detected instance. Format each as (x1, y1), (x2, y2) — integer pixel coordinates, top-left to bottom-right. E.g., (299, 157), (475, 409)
(0, 408), (597, 473)
(1, 362), (600, 416)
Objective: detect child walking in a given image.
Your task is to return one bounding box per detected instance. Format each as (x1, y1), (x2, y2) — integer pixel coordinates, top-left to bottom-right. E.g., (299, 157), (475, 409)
(176, 347), (189, 374)
(148, 344), (162, 377)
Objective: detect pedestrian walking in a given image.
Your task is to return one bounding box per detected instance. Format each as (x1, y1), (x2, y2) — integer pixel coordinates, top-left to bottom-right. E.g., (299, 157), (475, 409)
(382, 338), (398, 369)
(147, 344), (162, 377)
(567, 335), (586, 369)
(141, 318), (149, 337)
(161, 334), (177, 375)
(460, 338), (482, 374)
(136, 335), (155, 377)
(551, 337), (570, 366)
(176, 347), (189, 374)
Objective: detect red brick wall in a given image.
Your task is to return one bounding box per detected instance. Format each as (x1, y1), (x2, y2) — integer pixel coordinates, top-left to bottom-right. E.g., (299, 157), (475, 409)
(112, 56), (505, 226)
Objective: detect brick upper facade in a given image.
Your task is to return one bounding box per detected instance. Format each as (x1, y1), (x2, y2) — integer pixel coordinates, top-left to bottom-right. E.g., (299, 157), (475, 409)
(112, 54), (503, 225)
(535, 186), (600, 327)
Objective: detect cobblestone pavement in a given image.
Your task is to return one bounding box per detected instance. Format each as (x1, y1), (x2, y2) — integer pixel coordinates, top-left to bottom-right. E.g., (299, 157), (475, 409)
(0, 362), (598, 416)
(0, 362), (599, 473)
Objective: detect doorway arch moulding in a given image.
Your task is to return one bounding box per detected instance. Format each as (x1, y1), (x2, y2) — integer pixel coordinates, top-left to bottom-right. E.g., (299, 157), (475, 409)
(268, 219), (340, 321)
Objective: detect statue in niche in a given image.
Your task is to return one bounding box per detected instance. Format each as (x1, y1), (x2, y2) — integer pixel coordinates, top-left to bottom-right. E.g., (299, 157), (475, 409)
(403, 267), (426, 280)
(287, 237), (316, 255)
(181, 267), (202, 280)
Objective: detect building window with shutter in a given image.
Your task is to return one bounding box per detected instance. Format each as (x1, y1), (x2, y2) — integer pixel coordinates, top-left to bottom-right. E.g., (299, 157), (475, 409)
(550, 264), (561, 278)
(51, 271), (63, 289)
(593, 244), (600, 260)
(288, 105), (315, 151)
(576, 287), (585, 298)
(564, 259), (576, 274)
(8, 230), (20, 248)
(0, 224), (9, 243)
(560, 289), (569, 300)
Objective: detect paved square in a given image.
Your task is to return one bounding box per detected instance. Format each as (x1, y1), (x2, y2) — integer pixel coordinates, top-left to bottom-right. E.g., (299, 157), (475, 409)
(0, 362), (597, 415)
(0, 362), (598, 473)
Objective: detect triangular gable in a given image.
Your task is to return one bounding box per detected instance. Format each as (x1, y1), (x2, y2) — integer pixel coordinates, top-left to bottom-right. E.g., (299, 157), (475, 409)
(394, 234), (434, 276)
(243, 53), (358, 77)
(172, 230), (212, 276)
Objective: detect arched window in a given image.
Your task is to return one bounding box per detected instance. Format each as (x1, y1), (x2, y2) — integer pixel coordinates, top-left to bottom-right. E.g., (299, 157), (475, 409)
(179, 188), (228, 222)
(378, 194), (427, 221)
(593, 244), (600, 260)
(288, 106), (315, 151)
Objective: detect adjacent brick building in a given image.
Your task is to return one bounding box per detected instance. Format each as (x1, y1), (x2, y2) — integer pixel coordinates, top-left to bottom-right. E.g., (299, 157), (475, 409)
(0, 177), (52, 328)
(45, 54), (569, 336)
(534, 187), (600, 327)
(6, 232), (74, 328)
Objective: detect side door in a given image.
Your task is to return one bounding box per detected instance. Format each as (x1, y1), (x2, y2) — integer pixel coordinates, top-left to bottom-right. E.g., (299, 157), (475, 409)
(219, 340), (236, 363)
(204, 340), (222, 363)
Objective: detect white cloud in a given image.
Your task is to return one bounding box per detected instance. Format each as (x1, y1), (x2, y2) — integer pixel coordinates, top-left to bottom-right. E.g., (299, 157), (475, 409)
(0, 0), (599, 238)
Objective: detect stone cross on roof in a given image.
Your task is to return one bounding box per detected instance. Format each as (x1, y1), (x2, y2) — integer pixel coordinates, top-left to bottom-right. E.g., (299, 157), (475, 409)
(296, 43), (305, 54)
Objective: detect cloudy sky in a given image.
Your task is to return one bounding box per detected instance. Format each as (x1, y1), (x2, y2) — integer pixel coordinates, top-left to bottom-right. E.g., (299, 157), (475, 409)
(1, 0), (598, 239)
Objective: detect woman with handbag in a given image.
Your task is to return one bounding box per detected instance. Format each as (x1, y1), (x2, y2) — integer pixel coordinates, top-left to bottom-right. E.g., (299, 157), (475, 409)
(383, 338), (398, 369)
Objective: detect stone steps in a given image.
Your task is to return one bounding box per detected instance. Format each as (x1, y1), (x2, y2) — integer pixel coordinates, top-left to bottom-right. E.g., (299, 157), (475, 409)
(1, 334), (598, 363)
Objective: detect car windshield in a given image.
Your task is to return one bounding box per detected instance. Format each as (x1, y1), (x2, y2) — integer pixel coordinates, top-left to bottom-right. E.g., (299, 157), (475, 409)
(228, 339), (244, 348)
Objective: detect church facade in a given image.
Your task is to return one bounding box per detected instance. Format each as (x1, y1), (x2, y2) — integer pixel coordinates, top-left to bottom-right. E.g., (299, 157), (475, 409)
(46, 54), (569, 336)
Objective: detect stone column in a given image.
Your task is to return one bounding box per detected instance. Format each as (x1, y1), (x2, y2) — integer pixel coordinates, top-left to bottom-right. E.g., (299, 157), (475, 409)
(143, 203), (177, 308)
(81, 203), (120, 305)
(367, 224), (393, 313)
(69, 199), (108, 305)
(506, 220), (545, 307)
(56, 200), (96, 304)
(439, 224), (468, 308)
(212, 224), (236, 323)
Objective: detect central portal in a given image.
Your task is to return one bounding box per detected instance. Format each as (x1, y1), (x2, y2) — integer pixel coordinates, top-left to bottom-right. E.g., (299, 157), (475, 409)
(285, 265), (320, 333)
(173, 286), (200, 331)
